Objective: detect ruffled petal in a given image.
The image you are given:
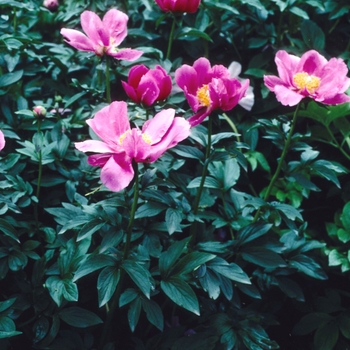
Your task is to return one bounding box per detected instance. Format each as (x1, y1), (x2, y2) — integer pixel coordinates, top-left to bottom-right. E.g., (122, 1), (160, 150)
(0, 130), (5, 151)
(316, 93), (350, 105)
(187, 108), (211, 127)
(87, 101), (130, 145)
(87, 154), (111, 167)
(298, 50), (328, 76)
(275, 50), (300, 86)
(193, 57), (213, 85)
(60, 28), (95, 52)
(103, 9), (128, 46)
(75, 140), (115, 154)
(175, 64), (199, 95)
(100, 153), (134, 192)
(142, 109), (175, 143)
(274, 85), (304, 106)
(81, 11), (109, 46)
(264, 75), (285, 92)
(107, 48), (143, 61)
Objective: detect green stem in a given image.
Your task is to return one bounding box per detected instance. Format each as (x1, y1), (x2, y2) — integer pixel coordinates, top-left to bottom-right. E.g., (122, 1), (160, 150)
(254, 104), (300, 221)
(105, 56), (111, 103)
(325, 125), (350, 161)
(189, 117), (213, 246)
(99, 163), (139, 349)
(223, 113), (241, 143)
(166, 16), (177, 60)
(34, 120), (43, 227)
(221, 191), (234, 240)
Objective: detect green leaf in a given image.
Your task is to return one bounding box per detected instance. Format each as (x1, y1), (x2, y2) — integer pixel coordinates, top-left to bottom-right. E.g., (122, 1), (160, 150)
(236, 223), (272, 245)
(135, 202), (167, 219)
(58, 307), (103, 328)
(314, 321), (339, 350)
(142, 298), (164, 331)
(98, 266), (120, 307)
(241, 247), (287, 268)
(301, 20), (325, 50)
(165, 208), (182, 235)
(171, 145), (204, 161)
(159, 237), (190, 278)
(171, 252), (216, 276)
(77, 219), (105, 241)
(276, 277), (305, 302)
(177, 27), (212, 42)
(62, 279), (79, 302)
(46, 276), (64, 306)
(0, 219), (19, 243)
(119, 288), (138, 307)
(339, 314), (350, 339)
(161, 277), (200, 315)
(128, 298), (142, 332)
(208, 258), (251, 284)
(289, 254), (328, 280)
(0, 70), (23, 88)
(0, 298), (16, 313)
(73, 254), (117, 282)
(187, 176), (221, 189)
(341, 202), (350, 233)
(122, 260), (152, 298)
(290, 6), (309, 19)
(0, 315), (21, 339)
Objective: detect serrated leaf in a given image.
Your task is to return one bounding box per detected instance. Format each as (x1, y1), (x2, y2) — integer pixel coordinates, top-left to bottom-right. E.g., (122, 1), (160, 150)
(161, 277), (200, 315)
(58, 307), (103, 328)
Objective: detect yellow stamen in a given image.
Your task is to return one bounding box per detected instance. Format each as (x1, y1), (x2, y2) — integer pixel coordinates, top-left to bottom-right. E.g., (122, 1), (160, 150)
(196, 84), (211, 107)
(293, 72), (320, 93)
(119, 130), (131, 145)
(142, 132), (152, 144)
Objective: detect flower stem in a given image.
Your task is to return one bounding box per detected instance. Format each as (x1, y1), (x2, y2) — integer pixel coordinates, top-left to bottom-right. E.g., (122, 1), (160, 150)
(254, 104), (300, 221)
(34, 120), (43, 228)
(166, 16), (177, 60)
(189, 117), (213, 246)
(99, 163), (139, 349)
(325, 125), (350, 161)
(105, 56), (111, 103)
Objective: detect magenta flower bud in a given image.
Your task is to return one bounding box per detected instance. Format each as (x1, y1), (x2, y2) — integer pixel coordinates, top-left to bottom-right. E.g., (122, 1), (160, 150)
(155, 0), (201, 13)
(175, 57), (250, 127)
(0, 130), (5, 151)
(33, 106), (47, 119)
(122, 65), (172, 106)
(264, 50), (350, 106)
(43, 0), (59, 11)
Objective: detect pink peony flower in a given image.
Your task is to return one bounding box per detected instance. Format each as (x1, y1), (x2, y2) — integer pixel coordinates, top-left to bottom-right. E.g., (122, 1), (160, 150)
(60, 10), (143, 61)
(33, 106), (47, 119)
(75, 101), (190, 192)
(0, 130), (5, 151)
(43, 0), (59, 11)
(264, 50), (350, 106)
(122, 65), (172, 106)
(155, 0), (201, 13)
(175, 57), (250, 127)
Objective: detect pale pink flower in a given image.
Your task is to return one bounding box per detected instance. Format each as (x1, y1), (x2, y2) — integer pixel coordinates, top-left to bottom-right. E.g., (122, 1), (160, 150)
(43, 0), (59, 11)
(264, 50), (350, 106)
(75, 101), (190, 192)
(0, 130), (5, 151)
(60, 10), (143, 61)
(122, 65), (172, 106)
(175, 57), (249, 127)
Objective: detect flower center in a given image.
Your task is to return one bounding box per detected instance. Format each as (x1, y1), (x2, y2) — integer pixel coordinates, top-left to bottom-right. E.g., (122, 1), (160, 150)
(142, 132), (152, 144)
(119, 130), (131, 145)
(293, 72), (320, 93)
(196, 84), (211, 107)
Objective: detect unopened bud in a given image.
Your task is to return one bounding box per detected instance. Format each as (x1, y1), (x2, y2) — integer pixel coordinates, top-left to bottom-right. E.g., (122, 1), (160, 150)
(33, 106), (47, 119)
(43, 0), (59, 12)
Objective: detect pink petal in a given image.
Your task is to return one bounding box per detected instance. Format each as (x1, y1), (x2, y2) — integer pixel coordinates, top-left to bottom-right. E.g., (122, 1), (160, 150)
(122, 129), (152, 161)
(81, 11), (109, 46)
(147, 116), (191, 162)
(103, 9), (128, 46)
(100, 154), (134, 192)
(317, 93), (350, 105)
(274, 85), (304, 106)
(87, 154), (111, 167)
(122, 81), (139, 103)
(275, 50), (300, 86)
(75, 140), (115, 154)
(127, 65), (149, 87)
(142, 109), (175, 143)
(60, 28), (95, 52)
(193, 57), (213, 85)
(264, 75), (285, 92)
(107, 48), (143, 61)
(298, 50), (328, 76)
(87, 101), (130, 144)
(187, 108), (211, 127)
(175, 64), (199, 95)
(137, 78), (159, 106)
(0, 130), (5, 151)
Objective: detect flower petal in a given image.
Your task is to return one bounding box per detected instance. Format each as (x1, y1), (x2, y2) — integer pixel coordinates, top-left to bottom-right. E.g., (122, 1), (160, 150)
(187, 108), (211, 127)
(275, 50), (300, 86)
(81, 11), (109, 46)
(100, 153), (134, 192)
(0, 130), (5, 151)
(107, 48), (143, 61)
(60, 28), (95, 52)
(142, 109), (175, 143)
(103, 9), (128, 46)
(274, 84), (304, 106)
(75, 140), (116, 154)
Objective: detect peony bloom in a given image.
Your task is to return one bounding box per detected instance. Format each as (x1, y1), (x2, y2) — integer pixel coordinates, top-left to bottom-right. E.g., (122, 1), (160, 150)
(33, 106), (47, 119)
(75, 101), (190, 192)
(175, 57), (250, 127)
(264, 50), (350, 106)
(60, 10), (143, 61)
(227, 61), (255, 111)
(155, 0), (201, 13)
(0, 130), (5, 151)
(122, 65), (172, 106)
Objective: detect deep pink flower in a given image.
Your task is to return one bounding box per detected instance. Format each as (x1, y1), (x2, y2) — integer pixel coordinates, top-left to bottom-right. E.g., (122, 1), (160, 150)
(0, 130), (5, 151)
(175, 57), (250, 127)
(75, 101), (190, 192)
(60, 10), (143, 61)
(155, 0), (201, 13)
(264, 50), (350, 106)
(122, 65), (172, 106)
